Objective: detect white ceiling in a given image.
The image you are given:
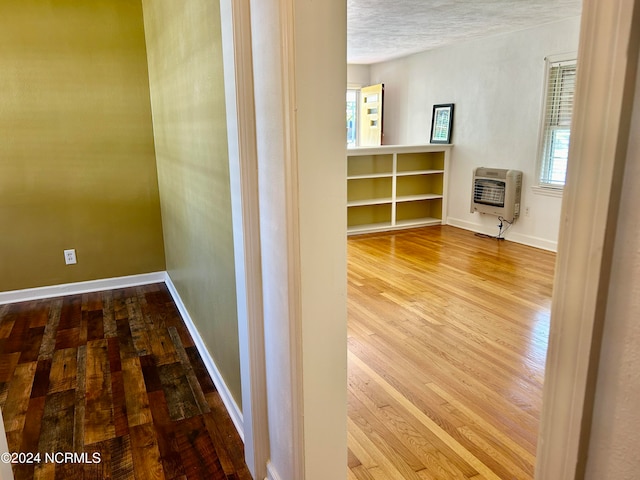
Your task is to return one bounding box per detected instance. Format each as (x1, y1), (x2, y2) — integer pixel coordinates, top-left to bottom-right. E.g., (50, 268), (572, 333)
(347, 0), (582, 64)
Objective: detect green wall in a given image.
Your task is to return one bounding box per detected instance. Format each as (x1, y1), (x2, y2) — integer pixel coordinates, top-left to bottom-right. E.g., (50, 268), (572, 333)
(0, 0), (165, 291)
(141, 0), (241, 406)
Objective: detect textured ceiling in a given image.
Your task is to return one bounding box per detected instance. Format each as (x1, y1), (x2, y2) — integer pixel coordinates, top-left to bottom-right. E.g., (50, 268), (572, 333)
(348, 0), (582, 64)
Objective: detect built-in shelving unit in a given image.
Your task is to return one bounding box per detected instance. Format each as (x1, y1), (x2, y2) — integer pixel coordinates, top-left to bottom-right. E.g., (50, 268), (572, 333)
(347, 144), (451, 235)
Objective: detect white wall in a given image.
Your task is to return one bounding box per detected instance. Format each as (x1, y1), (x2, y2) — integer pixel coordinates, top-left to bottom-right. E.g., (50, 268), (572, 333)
(347, 64), (371, 87)
(369, 17), (581, 251)
(584, 45), (640, 480)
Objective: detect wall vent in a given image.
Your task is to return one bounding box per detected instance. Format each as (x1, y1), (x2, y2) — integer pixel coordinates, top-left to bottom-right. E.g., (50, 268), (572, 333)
(471, 168), (522, 221)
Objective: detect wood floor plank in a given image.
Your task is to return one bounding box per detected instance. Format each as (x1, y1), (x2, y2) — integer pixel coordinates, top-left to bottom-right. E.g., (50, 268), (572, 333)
(130, 423), (165, 480)
(149, 327), (179, 366)
(139, 354), (163, 393)
(349, 393), (426, 473)
(147, 389), (186, 479)
(20, 394), (45, 444)
(47, 347), (77, 394)
(84, 339), (116, 445)
(203, 391), (253, 479)
(110, 370), (129, 438)
(74, 345), (87, 452)
(184, 346), (216, 395)
(175, 416), (226, 480)
(37, 299), (62, 361)
(85, 309), (104, 343)
(425, 382), (536, 466)
(58, 296), (82, 331)
(0, 352), (20, 384)
(102, 290), (117, 339)
(157, 362), (200, 422)
(348, 416), (424, 480)
(109, 434), (136, 479)
(121, 356), (152, 428)
(127, 296), (151, 357)
(0, 305), (13, 337)
(3, 361), (37, 433)
(3, 315), (30, 354)
(38, 390), (76, 454)
(350, 366), (475, 479)
(168, 327), (210, 415)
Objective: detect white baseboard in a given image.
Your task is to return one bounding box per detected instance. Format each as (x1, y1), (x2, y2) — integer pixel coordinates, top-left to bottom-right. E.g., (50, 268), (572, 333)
(446, 217), (558, 252)
(0, 271), (166, 305)
(163, 273), (245, 442)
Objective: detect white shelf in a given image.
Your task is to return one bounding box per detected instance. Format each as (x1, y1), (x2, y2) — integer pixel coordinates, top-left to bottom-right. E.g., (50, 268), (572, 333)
(347, 197), (393, 207)
(346, 145), (451, 235)
(347, 222), (393, 234)
(396, 193), (443, 203)
(396, 169), (444, 177)
(347, 173), (393, 180)
(395, 217), (442, 228)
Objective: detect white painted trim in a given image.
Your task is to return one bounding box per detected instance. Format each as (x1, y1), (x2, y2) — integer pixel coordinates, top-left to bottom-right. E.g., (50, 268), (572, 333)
(163, 273), (245, 442)
(535, 0), (640, 478)
(266, 462), (283, 480)
(0, 408), (14, 480)
(446, 217), (558, 252)
(531, 185), (564, 198)
(276, 0), (306, 478)
(0, 272), (166, 305)
(219, 0), (270, 477)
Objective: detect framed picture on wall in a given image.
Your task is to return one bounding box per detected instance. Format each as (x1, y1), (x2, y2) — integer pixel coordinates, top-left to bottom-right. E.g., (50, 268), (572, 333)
(430, 103), (454, 144)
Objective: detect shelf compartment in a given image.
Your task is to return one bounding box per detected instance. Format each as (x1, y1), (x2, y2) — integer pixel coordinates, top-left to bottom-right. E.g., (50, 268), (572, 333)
(347, 176), (392, 203)
(347, 154), (393, 177)
(396, 151), (445, 172)
(396, 173), (443, 197)
(395, 198), (443, 223)
(347, 203), (392, 229)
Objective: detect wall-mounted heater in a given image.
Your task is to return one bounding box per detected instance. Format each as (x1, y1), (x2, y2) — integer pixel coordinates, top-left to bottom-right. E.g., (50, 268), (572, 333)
(471, 168), (522, 221)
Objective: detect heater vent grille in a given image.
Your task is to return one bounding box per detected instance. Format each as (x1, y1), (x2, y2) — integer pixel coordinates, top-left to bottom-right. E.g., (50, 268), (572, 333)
(471, 168), (522, 220)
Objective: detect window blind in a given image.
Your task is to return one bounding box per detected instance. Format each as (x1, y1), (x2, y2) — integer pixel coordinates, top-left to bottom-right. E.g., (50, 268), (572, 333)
(540, 60), (577, 187)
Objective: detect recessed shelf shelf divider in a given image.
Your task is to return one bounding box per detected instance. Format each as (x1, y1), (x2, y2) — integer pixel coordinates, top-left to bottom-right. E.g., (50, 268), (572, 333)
(346, 144), (451, 235)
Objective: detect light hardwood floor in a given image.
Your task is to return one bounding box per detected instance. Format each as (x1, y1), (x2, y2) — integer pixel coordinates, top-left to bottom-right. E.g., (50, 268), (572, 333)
(347, 226), (555, 480)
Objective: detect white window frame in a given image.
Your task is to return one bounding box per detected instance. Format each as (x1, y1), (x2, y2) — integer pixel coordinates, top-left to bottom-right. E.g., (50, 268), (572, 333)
(534, 53), (577, 196)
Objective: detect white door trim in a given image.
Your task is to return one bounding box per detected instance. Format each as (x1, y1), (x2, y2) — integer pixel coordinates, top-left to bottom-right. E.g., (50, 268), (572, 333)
(219, 0), (270, 478)
(0, 407), (14, 480)
(535, 0), (640, 478)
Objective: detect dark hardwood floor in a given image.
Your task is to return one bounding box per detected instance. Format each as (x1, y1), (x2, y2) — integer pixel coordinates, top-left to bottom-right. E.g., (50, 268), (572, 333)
(347, 226), (556, 480)
(0, 283), (252, 480)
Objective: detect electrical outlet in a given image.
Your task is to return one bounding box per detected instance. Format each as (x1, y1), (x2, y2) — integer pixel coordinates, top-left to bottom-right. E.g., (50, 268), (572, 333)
(525, 206), (530, 217)
(64, 249), (77, 265)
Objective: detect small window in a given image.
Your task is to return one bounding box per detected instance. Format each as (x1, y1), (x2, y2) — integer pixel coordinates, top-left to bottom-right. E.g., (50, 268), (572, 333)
(346, 89), (358, 147)
(538, 57), (577, 189)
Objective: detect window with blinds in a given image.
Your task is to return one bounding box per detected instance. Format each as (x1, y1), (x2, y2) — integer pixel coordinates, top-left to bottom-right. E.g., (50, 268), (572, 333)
(539, 58), (577, 187)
